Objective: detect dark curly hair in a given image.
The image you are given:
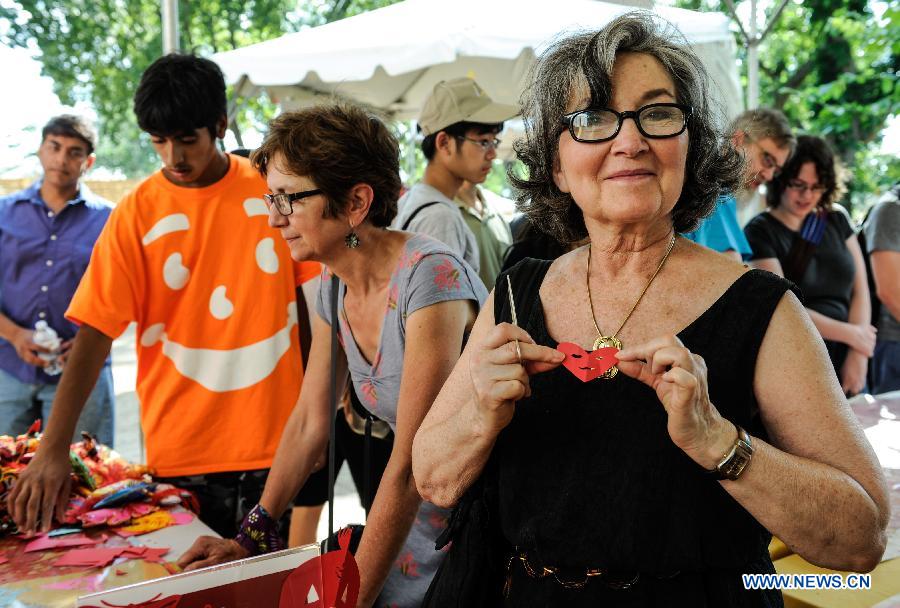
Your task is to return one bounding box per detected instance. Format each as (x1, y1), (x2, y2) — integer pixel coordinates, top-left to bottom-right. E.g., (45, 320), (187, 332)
(510, 12), (743, 243)
(765, 135), (847, 211)
(251, 103), (401, 228)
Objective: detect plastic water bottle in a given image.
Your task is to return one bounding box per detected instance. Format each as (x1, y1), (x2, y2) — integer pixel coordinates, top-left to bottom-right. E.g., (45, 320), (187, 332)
(33, 320), (63, 376)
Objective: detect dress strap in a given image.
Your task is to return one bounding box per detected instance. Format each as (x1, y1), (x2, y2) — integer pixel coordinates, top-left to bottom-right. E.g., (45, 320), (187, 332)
(494, 258), (554, 326)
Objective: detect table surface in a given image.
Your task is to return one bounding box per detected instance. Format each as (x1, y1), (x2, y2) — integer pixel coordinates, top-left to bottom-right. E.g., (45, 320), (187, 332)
(776, 390), (900, 608)
(0, 510), (218, 608)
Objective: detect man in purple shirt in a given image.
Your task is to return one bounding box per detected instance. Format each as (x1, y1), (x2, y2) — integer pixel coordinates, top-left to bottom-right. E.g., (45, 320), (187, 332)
(0, 115), (114, 444)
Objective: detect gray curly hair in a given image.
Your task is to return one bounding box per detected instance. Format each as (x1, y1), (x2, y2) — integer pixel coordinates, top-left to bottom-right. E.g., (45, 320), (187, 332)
(510, 12), (743, 243)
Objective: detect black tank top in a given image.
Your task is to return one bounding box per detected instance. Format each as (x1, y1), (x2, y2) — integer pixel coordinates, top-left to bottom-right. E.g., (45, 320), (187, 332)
(491, 259), (796, 607)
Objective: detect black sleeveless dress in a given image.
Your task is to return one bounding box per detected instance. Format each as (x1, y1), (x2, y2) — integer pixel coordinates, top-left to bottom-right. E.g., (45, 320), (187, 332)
(425, 259), (797, 607)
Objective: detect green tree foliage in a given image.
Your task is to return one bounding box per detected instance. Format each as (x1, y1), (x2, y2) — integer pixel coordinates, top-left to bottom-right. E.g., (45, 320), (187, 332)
(761, 0), (898, 209)
(0, 0), (401, 176)
(678, 0), (899, 210)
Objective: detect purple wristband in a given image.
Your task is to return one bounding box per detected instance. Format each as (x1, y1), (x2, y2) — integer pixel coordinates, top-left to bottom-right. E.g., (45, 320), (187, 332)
(234, 504), (284, 556)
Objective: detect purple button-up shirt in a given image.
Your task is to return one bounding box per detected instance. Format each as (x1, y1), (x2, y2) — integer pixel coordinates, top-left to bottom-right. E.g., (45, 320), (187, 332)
(0, 180), (113, 384)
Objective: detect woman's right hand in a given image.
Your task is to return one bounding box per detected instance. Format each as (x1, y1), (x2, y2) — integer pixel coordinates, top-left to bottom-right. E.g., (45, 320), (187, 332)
(844, 323), (877, 357)
(176, 537), (250, 572)
(467, 322), (564, 435)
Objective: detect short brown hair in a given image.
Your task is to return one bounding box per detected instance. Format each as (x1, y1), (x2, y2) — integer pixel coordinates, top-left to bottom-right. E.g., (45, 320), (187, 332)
(729, 108), (795, 151)
(252, 103), (401, 228)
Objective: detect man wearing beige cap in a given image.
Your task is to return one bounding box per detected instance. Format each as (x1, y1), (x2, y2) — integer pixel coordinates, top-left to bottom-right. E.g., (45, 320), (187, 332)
(393, 78), (518, 276)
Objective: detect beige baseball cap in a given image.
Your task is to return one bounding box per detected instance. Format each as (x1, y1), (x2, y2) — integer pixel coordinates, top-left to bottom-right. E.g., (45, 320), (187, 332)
(418, 78), (519, 136)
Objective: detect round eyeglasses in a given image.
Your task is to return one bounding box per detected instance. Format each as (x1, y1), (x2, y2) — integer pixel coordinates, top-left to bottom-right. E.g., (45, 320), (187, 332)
(456, 136), (502, 151)
(561, 103), (691, 143)
(750, 140), (784, 177)
(264, 189), (323, 216)
(786, 181), (827, 195)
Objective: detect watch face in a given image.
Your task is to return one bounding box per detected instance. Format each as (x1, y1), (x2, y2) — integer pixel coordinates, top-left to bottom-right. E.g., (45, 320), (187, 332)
(710, 428), (754, 481)
(723, 441), (753, 480)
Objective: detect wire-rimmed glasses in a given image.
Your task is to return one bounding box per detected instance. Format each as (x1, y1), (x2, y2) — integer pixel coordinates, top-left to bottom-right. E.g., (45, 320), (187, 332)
(786, 180), (827, 195)
(456, 136), (502, 151)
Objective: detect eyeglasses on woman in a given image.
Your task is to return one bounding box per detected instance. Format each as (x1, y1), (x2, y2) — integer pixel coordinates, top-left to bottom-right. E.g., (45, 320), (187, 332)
(560, 103), (691, 143)
(264, 189), (323, 216)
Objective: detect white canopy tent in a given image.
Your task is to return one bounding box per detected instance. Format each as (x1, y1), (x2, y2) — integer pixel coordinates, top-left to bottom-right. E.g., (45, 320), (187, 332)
(213, 0), (742, 155)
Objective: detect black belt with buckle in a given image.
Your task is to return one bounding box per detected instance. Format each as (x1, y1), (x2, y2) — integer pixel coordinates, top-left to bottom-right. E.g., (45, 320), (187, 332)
(504, 548), (680, 596)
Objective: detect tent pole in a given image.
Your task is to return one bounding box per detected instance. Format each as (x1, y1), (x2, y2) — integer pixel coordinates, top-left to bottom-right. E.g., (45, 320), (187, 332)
(747, 0), (759, 109)
(724, 0), (788, 110)
(161, 0), (179, 54)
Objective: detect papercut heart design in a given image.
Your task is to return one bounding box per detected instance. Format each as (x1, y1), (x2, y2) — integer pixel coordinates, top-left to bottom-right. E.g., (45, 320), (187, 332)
(557, 342), (619, 382)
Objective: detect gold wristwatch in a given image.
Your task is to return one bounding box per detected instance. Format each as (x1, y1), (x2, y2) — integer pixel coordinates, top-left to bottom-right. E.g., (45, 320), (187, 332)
(708, 425), (754, 481)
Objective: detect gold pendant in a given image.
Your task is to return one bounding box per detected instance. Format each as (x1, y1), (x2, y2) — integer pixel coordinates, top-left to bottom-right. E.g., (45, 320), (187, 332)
(591, 335), (623, 379)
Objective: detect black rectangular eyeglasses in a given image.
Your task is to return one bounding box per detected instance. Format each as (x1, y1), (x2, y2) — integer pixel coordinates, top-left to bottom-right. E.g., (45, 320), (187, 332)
(264, 189), (323, 216)
(560, 103), (691, 143)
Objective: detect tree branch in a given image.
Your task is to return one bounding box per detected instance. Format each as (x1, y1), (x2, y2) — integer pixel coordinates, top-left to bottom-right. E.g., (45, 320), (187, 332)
(784, 58), (817, 90)
(722, 0), (750, 46)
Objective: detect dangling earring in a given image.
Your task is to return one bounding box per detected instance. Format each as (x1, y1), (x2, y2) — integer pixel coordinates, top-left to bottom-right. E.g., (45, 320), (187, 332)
(345, 222), (360, 249)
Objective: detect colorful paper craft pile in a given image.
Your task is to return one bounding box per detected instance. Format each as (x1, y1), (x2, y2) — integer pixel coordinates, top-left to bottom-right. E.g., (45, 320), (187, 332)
(1, 420), (197, 540)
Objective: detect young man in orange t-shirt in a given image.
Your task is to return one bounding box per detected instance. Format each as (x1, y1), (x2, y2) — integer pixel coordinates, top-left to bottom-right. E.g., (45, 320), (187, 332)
(8, 55), (319, 537)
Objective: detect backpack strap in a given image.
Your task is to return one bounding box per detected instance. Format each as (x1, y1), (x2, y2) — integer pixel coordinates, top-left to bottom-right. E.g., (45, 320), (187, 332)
(859, 207), (881, 392)
(326, 274), (340, 550)
(401, 201), (443, 230)
(783, 209), (825, 285)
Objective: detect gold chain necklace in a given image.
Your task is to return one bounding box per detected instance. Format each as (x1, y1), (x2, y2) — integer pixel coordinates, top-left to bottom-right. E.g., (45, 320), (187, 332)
(587, 234), (677, 379)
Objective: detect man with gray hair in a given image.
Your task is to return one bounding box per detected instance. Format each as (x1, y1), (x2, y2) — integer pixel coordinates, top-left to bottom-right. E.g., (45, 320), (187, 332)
(684, 107), (795, 260)
(0, 115), (114, 444)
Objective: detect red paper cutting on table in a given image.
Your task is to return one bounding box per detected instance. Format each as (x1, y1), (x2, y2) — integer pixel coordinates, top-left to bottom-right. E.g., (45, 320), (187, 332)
(54, 547), (129, 568)
(141, 547), (171, 563)
(24, 533), (99, 552)
(51, 544), (171, 568)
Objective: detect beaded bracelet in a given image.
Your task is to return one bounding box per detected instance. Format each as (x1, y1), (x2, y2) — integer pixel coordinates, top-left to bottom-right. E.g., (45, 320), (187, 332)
(234, 503), (284, 556)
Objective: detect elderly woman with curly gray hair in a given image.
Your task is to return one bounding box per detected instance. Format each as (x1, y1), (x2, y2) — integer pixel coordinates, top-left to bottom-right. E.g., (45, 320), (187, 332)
(411, 13), (888, 607)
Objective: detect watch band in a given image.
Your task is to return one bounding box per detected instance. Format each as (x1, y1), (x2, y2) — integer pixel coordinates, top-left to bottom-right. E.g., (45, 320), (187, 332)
(707, 425), (754, 481)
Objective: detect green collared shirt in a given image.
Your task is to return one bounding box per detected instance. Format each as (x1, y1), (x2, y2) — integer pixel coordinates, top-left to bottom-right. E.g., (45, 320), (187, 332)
(455, 188), (512, 289)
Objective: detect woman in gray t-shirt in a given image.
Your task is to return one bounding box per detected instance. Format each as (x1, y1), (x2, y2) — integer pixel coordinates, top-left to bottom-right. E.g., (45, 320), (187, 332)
(318, 233), (487, 603)
(178, 103), (486, 608)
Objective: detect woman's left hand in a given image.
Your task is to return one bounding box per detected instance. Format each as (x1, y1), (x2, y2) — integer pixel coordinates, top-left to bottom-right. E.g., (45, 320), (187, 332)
(616, 335), (736, 470)
(177, 537), (250, 572)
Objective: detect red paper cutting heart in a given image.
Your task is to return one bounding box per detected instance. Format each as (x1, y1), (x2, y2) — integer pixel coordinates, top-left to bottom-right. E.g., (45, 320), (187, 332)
(557, 342), (619, 382)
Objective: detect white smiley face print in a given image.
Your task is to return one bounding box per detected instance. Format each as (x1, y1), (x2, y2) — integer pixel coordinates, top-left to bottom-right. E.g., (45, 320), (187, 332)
(136, 198), (298, 393)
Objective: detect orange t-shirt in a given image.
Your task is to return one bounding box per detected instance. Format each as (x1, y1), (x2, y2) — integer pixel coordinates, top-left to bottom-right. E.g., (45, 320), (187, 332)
(67, 155), (320, 477)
